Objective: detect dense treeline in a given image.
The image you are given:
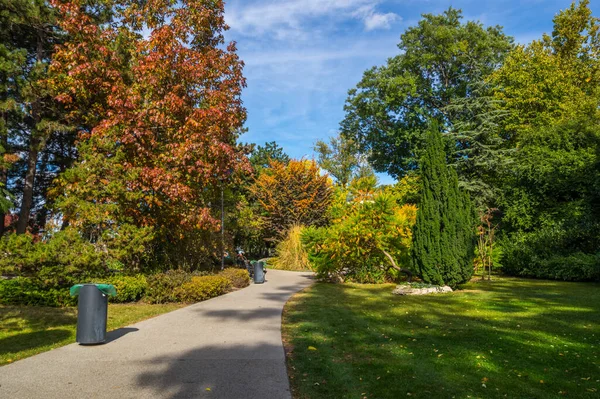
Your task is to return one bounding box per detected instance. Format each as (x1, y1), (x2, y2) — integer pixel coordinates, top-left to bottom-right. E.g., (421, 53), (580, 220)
(342, 0), (600, 281)
(0, 0), (250, 280)
(0, 0), (597, 296)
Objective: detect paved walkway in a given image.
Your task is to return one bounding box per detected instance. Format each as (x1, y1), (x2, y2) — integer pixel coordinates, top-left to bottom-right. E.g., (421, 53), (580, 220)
(0, 270), (314, 399)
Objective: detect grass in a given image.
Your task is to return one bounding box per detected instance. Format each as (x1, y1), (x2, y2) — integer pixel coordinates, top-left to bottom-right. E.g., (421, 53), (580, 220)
(0, 302), (183, 366)
(269, 225), (313, 271)
(282, 277), (600, 399)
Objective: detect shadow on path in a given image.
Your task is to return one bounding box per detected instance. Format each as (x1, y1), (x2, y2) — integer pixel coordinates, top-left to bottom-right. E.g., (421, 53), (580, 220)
(135, 343), (288, 399)
(0, 329), (72, 357)
(105, 327), (139, 344)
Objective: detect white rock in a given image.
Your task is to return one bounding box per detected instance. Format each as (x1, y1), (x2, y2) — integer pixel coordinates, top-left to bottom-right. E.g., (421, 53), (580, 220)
(392, 285), (453, 295)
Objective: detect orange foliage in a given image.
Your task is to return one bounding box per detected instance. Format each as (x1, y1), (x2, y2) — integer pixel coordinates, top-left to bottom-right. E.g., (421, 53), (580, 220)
(250, 159), (333, 238)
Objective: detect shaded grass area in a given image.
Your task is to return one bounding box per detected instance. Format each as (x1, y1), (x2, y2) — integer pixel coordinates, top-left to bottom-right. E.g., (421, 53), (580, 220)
(282, 278), (600, 399)
(0, 303), (183, 366)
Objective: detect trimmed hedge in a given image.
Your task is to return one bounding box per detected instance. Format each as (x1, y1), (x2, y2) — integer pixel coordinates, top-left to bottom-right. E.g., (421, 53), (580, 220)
(145, 270), (192, 304)
(103, 274), (148, 303)
(174, 275), (232, 303)
(0, 278), (76, 307)
(219, 268), (250, 288)
(2, 267), (252, 307)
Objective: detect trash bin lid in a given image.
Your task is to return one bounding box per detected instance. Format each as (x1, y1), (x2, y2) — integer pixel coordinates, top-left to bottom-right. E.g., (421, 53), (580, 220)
(70, 284), (117, 297)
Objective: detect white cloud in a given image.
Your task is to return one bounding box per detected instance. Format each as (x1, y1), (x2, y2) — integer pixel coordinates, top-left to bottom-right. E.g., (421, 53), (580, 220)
(352, 5), (400, 31)
(363, 12), (400, 30)
(226, 0), (400, 37)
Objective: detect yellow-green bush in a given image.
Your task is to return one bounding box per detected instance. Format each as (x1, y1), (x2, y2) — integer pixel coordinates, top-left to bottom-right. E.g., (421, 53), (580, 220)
(219, 268), (250, 288)
(174, 275), (232, 303)
(270, 225), (312, 271)
(103, 274), (148, 303)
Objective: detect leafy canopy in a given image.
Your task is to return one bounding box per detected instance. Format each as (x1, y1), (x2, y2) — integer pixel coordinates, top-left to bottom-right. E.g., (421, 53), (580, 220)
(341, 7), (513, 178)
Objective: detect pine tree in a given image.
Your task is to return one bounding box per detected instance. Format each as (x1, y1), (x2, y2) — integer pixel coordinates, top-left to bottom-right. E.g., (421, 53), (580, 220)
(411, 124), (476, 286)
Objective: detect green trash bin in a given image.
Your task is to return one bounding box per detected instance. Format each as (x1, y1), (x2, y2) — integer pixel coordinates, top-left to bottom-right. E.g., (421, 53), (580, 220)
(70, 284), (116, 345)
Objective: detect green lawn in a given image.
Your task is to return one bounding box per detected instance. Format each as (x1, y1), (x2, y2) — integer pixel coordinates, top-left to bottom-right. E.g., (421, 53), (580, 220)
(282, 278), (600, 399)
(0, 303), (183, 366)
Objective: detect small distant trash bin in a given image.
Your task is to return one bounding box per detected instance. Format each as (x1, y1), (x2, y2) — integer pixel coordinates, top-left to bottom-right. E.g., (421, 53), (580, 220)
(254, 261), (266, 284)
(70, 284), (117, 345)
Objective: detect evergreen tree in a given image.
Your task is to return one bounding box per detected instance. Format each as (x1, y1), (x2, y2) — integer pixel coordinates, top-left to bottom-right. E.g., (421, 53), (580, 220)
(411, 124), (476, 286)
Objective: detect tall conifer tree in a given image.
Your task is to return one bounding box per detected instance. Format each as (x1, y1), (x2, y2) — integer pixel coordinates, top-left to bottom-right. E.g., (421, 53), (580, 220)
(411, 124), (476, 286)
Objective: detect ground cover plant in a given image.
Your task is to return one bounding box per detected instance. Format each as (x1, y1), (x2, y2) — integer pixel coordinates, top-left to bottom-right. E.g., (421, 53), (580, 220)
(282, 278), (600, 399)
(0, 303), (183, 366)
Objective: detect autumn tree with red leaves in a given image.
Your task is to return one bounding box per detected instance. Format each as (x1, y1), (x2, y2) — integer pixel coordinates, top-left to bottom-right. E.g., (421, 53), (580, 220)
(48, 0), (248, 269)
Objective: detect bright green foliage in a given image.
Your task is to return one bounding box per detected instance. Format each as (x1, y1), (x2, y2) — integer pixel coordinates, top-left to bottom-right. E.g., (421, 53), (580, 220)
(302, 178), (417, 283)
(0, 229), (105, 286)
(144, 270), (198, 304)
(270, 225), (312, 271)
(411, 126), (476, 286)
(341, 8), (512, 178)
(174, 275), (232, 303)
(101, 275), (148, 303)
(314, 133), (374, 187)
(490, 1), (600, 280)
(219, 268), (250, 289)
(491, 0), (599, 140)
(230, 194), (268, 258)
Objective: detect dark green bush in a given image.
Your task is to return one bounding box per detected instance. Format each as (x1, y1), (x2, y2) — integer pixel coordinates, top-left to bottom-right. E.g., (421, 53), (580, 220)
(0, 278), (76, 307)
(174, 275), (232, 303)
(219, 268), (250, 288)
(501, 228), (600, 281)
(101, 274), (148, 303)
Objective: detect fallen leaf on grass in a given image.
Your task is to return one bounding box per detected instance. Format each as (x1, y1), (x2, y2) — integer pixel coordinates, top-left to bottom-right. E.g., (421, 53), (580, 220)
(308, 346), (317, 351)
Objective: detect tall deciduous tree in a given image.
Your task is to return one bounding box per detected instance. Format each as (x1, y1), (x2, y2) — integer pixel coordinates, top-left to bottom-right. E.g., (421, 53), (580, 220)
(314, 134), (373, 187)
(411, 124), (476, 287)
(341, 8), (512, 179)
(250, 159), (333, 239)
(49, 0), (249, 269)
(489, 0), (600, 280)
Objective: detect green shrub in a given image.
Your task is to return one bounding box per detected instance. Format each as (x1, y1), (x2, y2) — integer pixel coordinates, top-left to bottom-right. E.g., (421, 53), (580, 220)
(270, 225), (312, 271)
(174, 275), (232, 303)
(145, 270), (192, 304)
(0, 229), (106, 287)
(501, 227), (600, 281)
(0, 278), (76, 307)
(302, 188), (417, 283)
(102, 274), (148, 303)
(219, 268), (250, 288)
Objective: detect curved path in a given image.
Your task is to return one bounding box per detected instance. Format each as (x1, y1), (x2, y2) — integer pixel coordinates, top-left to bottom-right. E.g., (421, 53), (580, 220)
(0, 270), (314, 399)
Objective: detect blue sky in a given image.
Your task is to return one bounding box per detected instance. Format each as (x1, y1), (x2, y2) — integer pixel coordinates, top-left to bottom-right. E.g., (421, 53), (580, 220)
(223, 0), (579, 184)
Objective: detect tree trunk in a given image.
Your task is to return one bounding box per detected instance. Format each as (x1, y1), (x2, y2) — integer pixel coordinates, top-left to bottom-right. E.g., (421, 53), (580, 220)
(381, 248), (413, 282)
(0, 111), (8, 237)
(17, 139), (40, 234)
(17, 29), (46, 234)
